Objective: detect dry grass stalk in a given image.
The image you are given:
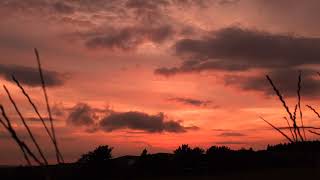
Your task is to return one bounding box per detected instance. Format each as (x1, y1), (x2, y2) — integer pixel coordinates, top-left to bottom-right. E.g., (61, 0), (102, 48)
(278, 126), (320, 131)
(309, 130), (320, 136)
(12, 76), (53, 139)
(284, 117), (295, 141)
(306, 105), (320, 119)
(260, 117), (294, 143)
(0, 105), (43, 165)
(266, 75), (304, 141)
(306, 103), (320, 136)
(34, 48), (63, 163)
(0, 49), (64, 165)
(0, 117), (31, 165)
(266, 75), (294, 120)
(3, 85), (48, 165)
(297, 71), (306, 140)
(12, 75), (64, 164)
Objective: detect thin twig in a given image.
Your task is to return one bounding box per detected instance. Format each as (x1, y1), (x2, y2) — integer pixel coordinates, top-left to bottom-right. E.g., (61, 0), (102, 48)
(34, 48), (63, 163)
(3, 85), (48, 165)
(260, 117), (294, 143)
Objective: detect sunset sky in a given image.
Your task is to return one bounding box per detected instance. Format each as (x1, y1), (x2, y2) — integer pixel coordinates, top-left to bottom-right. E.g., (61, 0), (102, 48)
(1, 0), (320, 165)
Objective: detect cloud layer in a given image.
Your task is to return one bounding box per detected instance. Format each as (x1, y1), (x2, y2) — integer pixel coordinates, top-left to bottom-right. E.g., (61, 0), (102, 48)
(156, 27), (320, 75)
(85, 25), (175, 50)
(67, 103), (97, 126)
(156, 27), (320, 97)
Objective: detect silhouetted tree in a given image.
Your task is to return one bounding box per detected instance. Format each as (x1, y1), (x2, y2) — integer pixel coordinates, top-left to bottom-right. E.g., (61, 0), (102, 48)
(77, 145), (113, 165)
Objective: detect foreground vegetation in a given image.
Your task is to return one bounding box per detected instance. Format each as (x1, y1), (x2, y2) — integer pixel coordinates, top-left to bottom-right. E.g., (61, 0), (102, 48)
(1, 142), (320, 179)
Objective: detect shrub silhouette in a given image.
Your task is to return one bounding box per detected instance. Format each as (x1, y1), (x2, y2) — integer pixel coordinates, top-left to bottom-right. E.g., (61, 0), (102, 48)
(77, 145), (113, 164)
(206, 146), (231, 155)
(174, 144), (192, 156)
(174, 144), (204, 157)
(140, 148), (148, 157)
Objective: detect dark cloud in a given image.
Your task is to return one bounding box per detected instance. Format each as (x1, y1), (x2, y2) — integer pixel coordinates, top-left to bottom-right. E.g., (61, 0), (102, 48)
(66, 103), (196, 133)
(218, 0), (240, 5)
(173, 0), (239, 7)
(168, 97), (211, 107)
(0, 64), (64, 87)
(155, 27), (320, 76)
(125, 0), (169, 22)
(155, 26), (320, 97)
(224, 68), (320, 97)
(52, 2), (74, 14)
(171, 0), (209, 8)
(218, 132), (246, 137)
(99, 111), (196, 133)
(85, 25), (175, 50)
(67, 103), (97, 127)
(51, 104), (66, 117)
(125, 0), (169, 10)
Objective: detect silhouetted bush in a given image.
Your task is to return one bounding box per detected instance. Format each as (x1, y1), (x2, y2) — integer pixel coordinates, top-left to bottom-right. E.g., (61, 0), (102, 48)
(174, 144), (192, 156)
(173, 144), (205, 171)
(77, 145), (113, 165)
(174, 144), (204, 158)
(140, 148), (148, 157)
(206, 146), (232, 155)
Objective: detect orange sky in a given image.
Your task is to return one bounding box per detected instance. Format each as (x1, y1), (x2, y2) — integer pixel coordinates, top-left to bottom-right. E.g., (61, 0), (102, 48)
(1, 0), (320, 165)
